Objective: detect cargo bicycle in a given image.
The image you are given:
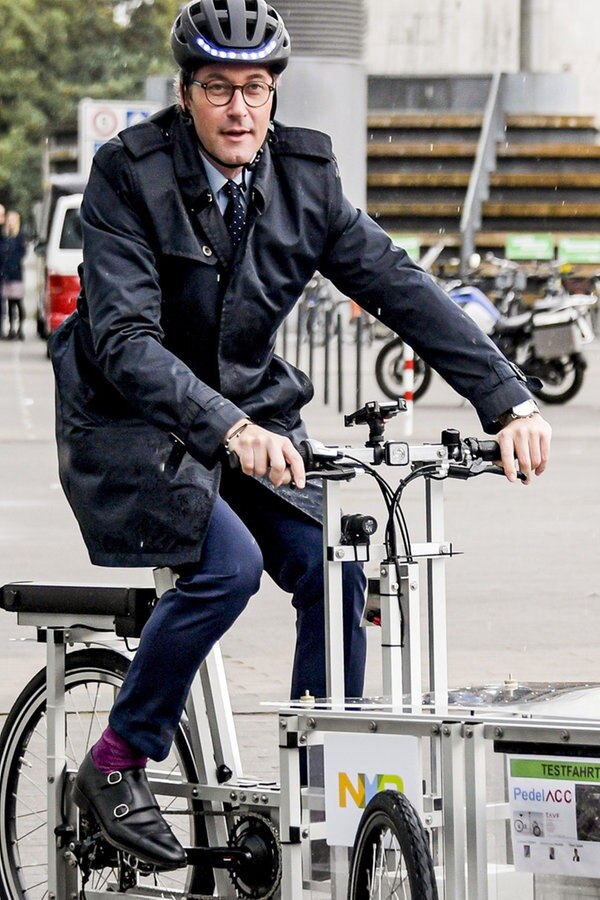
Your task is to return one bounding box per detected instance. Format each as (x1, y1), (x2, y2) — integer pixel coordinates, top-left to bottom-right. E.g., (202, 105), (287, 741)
(0, 399), (514, 899)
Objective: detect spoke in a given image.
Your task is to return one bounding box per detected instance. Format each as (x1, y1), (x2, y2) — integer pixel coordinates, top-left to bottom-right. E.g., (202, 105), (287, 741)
(11, 790), (47, 825)
(82, 680), (106, 746)
(91, 864), (117, 891)
(15, 860), (47, 871)
(13, 767), (47, 801)
(12, 816), (46, 843)
(18, 743), (47, 769)
(16, 873), (48, 893)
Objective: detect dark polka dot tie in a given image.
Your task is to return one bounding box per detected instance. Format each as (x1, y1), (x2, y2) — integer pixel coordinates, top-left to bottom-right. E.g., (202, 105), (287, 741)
(222, 180), (246, 247)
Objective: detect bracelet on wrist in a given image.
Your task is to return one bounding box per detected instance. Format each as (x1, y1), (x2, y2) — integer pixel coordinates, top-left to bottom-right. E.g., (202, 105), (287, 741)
(224, 420), (250, 451)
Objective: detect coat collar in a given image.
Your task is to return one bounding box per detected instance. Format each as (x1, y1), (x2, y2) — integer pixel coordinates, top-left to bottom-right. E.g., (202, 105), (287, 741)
(119, 106), (274, 264)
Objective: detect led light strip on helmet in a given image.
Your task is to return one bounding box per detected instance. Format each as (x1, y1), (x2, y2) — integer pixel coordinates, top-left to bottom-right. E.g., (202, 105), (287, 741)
(195, 33), (278, 61)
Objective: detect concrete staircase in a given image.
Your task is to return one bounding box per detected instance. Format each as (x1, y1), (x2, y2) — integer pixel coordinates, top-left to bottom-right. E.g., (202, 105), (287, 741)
(367, 111), (600, 263)
(367, 112), (480, 254)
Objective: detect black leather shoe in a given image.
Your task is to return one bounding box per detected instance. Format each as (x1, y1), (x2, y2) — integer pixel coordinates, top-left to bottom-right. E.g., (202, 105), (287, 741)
(73, 751), (187, 870)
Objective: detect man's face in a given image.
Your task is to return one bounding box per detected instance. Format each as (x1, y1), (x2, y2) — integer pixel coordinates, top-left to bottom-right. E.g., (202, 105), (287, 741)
(183, 64), (275, 178)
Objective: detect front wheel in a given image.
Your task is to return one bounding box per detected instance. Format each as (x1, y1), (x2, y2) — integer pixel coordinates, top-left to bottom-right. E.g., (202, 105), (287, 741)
(375, 338), (433, 402)
(347, 790), (438, 899)
(529, 353), (586, 404)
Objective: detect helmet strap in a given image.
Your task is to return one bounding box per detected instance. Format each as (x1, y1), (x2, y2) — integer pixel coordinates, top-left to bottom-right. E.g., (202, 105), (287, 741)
(197, 138), (263, 175)
(195, 120), (274, 175)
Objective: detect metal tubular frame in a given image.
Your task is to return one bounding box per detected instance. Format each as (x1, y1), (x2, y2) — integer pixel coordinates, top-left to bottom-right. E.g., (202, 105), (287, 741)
(17, 432), (597, 899)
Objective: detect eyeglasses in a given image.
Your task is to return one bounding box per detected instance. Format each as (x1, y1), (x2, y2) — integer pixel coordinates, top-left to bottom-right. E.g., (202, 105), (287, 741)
(192, 79), (275, 108)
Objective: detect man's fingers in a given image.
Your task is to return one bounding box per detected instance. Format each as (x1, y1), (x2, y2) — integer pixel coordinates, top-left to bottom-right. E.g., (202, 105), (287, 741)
(497, 414), (552, 485)
(497, 430), (519, 483)
(230, 425), (306, 488)
(282, 443), (306, 489)
(533, 428), (551, 476)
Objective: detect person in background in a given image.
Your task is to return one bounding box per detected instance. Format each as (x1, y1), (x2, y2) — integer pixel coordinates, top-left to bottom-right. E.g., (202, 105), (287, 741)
(2, 210), (27, 340)
(0, 204), (6, 338)
(50, 0), (551, 871)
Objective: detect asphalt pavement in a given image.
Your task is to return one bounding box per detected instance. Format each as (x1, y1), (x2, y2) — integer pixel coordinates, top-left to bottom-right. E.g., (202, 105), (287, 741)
(1, 307), (599, 779)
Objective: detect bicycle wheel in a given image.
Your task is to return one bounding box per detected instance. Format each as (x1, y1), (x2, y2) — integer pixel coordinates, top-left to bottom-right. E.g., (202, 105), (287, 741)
(530, 353), (585, 404)
(347, 790), (438, 900)
(305, 302), (333, 346)
(0, 647), (208, 899)
(375, 338), (432, 402)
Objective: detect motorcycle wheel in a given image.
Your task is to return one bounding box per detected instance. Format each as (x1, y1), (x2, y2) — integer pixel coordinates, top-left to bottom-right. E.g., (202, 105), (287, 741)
(530, 354), (586, 404)
(375, 338), (432, 402)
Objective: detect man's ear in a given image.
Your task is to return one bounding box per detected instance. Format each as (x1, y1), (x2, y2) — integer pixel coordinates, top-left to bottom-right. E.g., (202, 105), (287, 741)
(180, 84), (189, 113)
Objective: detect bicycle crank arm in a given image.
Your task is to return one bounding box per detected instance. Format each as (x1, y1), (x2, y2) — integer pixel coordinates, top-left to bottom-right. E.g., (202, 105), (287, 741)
(185, 845), (252, 868)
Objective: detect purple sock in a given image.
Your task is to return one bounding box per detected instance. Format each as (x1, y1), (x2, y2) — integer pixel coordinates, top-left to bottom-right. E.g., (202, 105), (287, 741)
(91, 725), (148, 774)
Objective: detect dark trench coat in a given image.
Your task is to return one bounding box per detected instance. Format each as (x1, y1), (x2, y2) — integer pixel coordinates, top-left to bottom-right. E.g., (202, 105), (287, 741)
(50, 105), (533, 567)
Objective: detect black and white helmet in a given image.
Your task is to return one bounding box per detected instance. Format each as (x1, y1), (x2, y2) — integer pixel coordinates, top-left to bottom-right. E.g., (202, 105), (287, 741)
(171, 0), (291, 73)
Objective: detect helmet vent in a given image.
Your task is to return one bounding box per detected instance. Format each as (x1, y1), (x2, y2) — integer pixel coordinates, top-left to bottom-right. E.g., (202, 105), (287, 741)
(171, 0), (291, 73)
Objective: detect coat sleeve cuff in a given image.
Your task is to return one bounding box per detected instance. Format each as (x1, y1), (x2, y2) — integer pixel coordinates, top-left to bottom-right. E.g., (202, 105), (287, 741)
(178, 395), (248, 468)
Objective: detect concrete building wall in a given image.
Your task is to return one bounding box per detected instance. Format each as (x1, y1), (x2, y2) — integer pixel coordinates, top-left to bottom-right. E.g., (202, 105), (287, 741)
(365, 0), (600, 116)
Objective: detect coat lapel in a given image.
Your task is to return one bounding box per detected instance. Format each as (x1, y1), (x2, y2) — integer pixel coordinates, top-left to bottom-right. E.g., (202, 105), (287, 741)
(171, 115), (233, 266)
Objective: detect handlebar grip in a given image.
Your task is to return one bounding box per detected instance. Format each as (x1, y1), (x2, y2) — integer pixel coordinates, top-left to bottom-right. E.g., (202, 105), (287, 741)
(464, 438), (500, 461)
(297, 440), (313, 469)
(297, 439), (342, 472)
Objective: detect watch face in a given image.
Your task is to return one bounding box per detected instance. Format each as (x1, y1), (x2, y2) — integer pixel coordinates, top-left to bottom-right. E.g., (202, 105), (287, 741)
(512, 400), (538, 417)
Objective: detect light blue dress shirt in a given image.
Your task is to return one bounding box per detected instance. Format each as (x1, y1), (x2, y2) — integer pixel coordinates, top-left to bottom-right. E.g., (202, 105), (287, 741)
(199, 153), (252, 214)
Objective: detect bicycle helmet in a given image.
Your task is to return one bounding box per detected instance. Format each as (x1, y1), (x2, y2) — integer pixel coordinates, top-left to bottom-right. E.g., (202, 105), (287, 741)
(171, 0), (291, 74)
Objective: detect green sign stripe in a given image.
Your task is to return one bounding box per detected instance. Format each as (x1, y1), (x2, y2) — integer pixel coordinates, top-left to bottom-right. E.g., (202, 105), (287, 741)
(505, 233), (554, 261)
(388, 234), (421, 258)
(557, 237), (600, 264)
(510, 758), (600, 782)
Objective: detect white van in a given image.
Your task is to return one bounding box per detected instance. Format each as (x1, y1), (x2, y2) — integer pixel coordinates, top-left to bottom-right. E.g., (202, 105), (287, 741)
(35, 176), (84, 339)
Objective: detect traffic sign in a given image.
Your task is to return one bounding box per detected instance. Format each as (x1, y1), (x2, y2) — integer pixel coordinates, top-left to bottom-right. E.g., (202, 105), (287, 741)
(78, 98), (160, 176)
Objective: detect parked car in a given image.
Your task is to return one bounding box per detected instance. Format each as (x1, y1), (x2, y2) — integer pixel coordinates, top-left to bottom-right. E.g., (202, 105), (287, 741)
(34, 175), (85, 340)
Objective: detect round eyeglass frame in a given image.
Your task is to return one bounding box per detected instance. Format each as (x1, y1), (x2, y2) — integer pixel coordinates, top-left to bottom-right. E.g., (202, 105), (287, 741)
(191, 79), (275, 108)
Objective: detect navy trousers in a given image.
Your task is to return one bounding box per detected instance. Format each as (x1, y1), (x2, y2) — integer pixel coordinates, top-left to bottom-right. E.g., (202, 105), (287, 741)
(110, 474), (367, 760)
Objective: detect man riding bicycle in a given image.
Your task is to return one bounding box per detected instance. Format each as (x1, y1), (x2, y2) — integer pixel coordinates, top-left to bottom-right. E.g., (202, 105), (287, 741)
(50, 0), (551, 870)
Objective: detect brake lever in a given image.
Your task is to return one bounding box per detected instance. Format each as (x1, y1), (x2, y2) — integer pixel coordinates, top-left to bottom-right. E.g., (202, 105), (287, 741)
(306, 465), (357, 482)
(486, 464), (527, 481)
(447, 463), (526, 481)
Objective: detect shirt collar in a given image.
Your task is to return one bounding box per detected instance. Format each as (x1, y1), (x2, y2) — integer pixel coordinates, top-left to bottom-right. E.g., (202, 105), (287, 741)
(199, 152), (252, 208)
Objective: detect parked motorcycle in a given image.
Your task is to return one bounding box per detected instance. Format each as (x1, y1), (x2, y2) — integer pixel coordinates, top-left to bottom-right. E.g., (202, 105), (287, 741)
(375, 285), (596, 405)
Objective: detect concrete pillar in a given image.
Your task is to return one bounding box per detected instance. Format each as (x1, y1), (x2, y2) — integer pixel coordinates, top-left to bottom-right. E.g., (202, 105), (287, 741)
(275, 0), (367, 208)
(519, 0), (535, 72)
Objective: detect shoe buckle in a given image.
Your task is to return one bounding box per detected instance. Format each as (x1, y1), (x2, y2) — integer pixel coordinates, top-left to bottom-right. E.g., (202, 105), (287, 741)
(107, 771), (123, 785)
(114, 803), (130, 819)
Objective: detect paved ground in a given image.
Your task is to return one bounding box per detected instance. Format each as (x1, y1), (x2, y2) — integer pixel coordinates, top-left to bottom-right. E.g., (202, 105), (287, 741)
(1, 297), (599, 780)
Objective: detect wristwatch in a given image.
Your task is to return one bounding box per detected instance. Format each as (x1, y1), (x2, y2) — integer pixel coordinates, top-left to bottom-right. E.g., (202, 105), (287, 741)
(498, 399), (539, 427)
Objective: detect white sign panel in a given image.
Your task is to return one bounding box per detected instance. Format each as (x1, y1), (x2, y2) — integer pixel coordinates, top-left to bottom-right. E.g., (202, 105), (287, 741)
(508, 754), (600, 878)
(78, 98), (160, 176)
(323, 732), (422, 847)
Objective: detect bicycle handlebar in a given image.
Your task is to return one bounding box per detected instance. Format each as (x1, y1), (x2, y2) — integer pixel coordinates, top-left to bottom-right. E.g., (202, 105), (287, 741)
(297, 431), (501, 475)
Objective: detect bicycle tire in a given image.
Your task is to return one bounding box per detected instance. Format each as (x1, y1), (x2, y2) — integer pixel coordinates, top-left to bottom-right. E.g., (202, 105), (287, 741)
(347, 790), (438, 900)
(375, 338), (433, 402)
(0, 647), (209, 899)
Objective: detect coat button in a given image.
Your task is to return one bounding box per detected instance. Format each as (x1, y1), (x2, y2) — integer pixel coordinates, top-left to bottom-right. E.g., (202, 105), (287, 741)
(202, 245), (213, 257)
